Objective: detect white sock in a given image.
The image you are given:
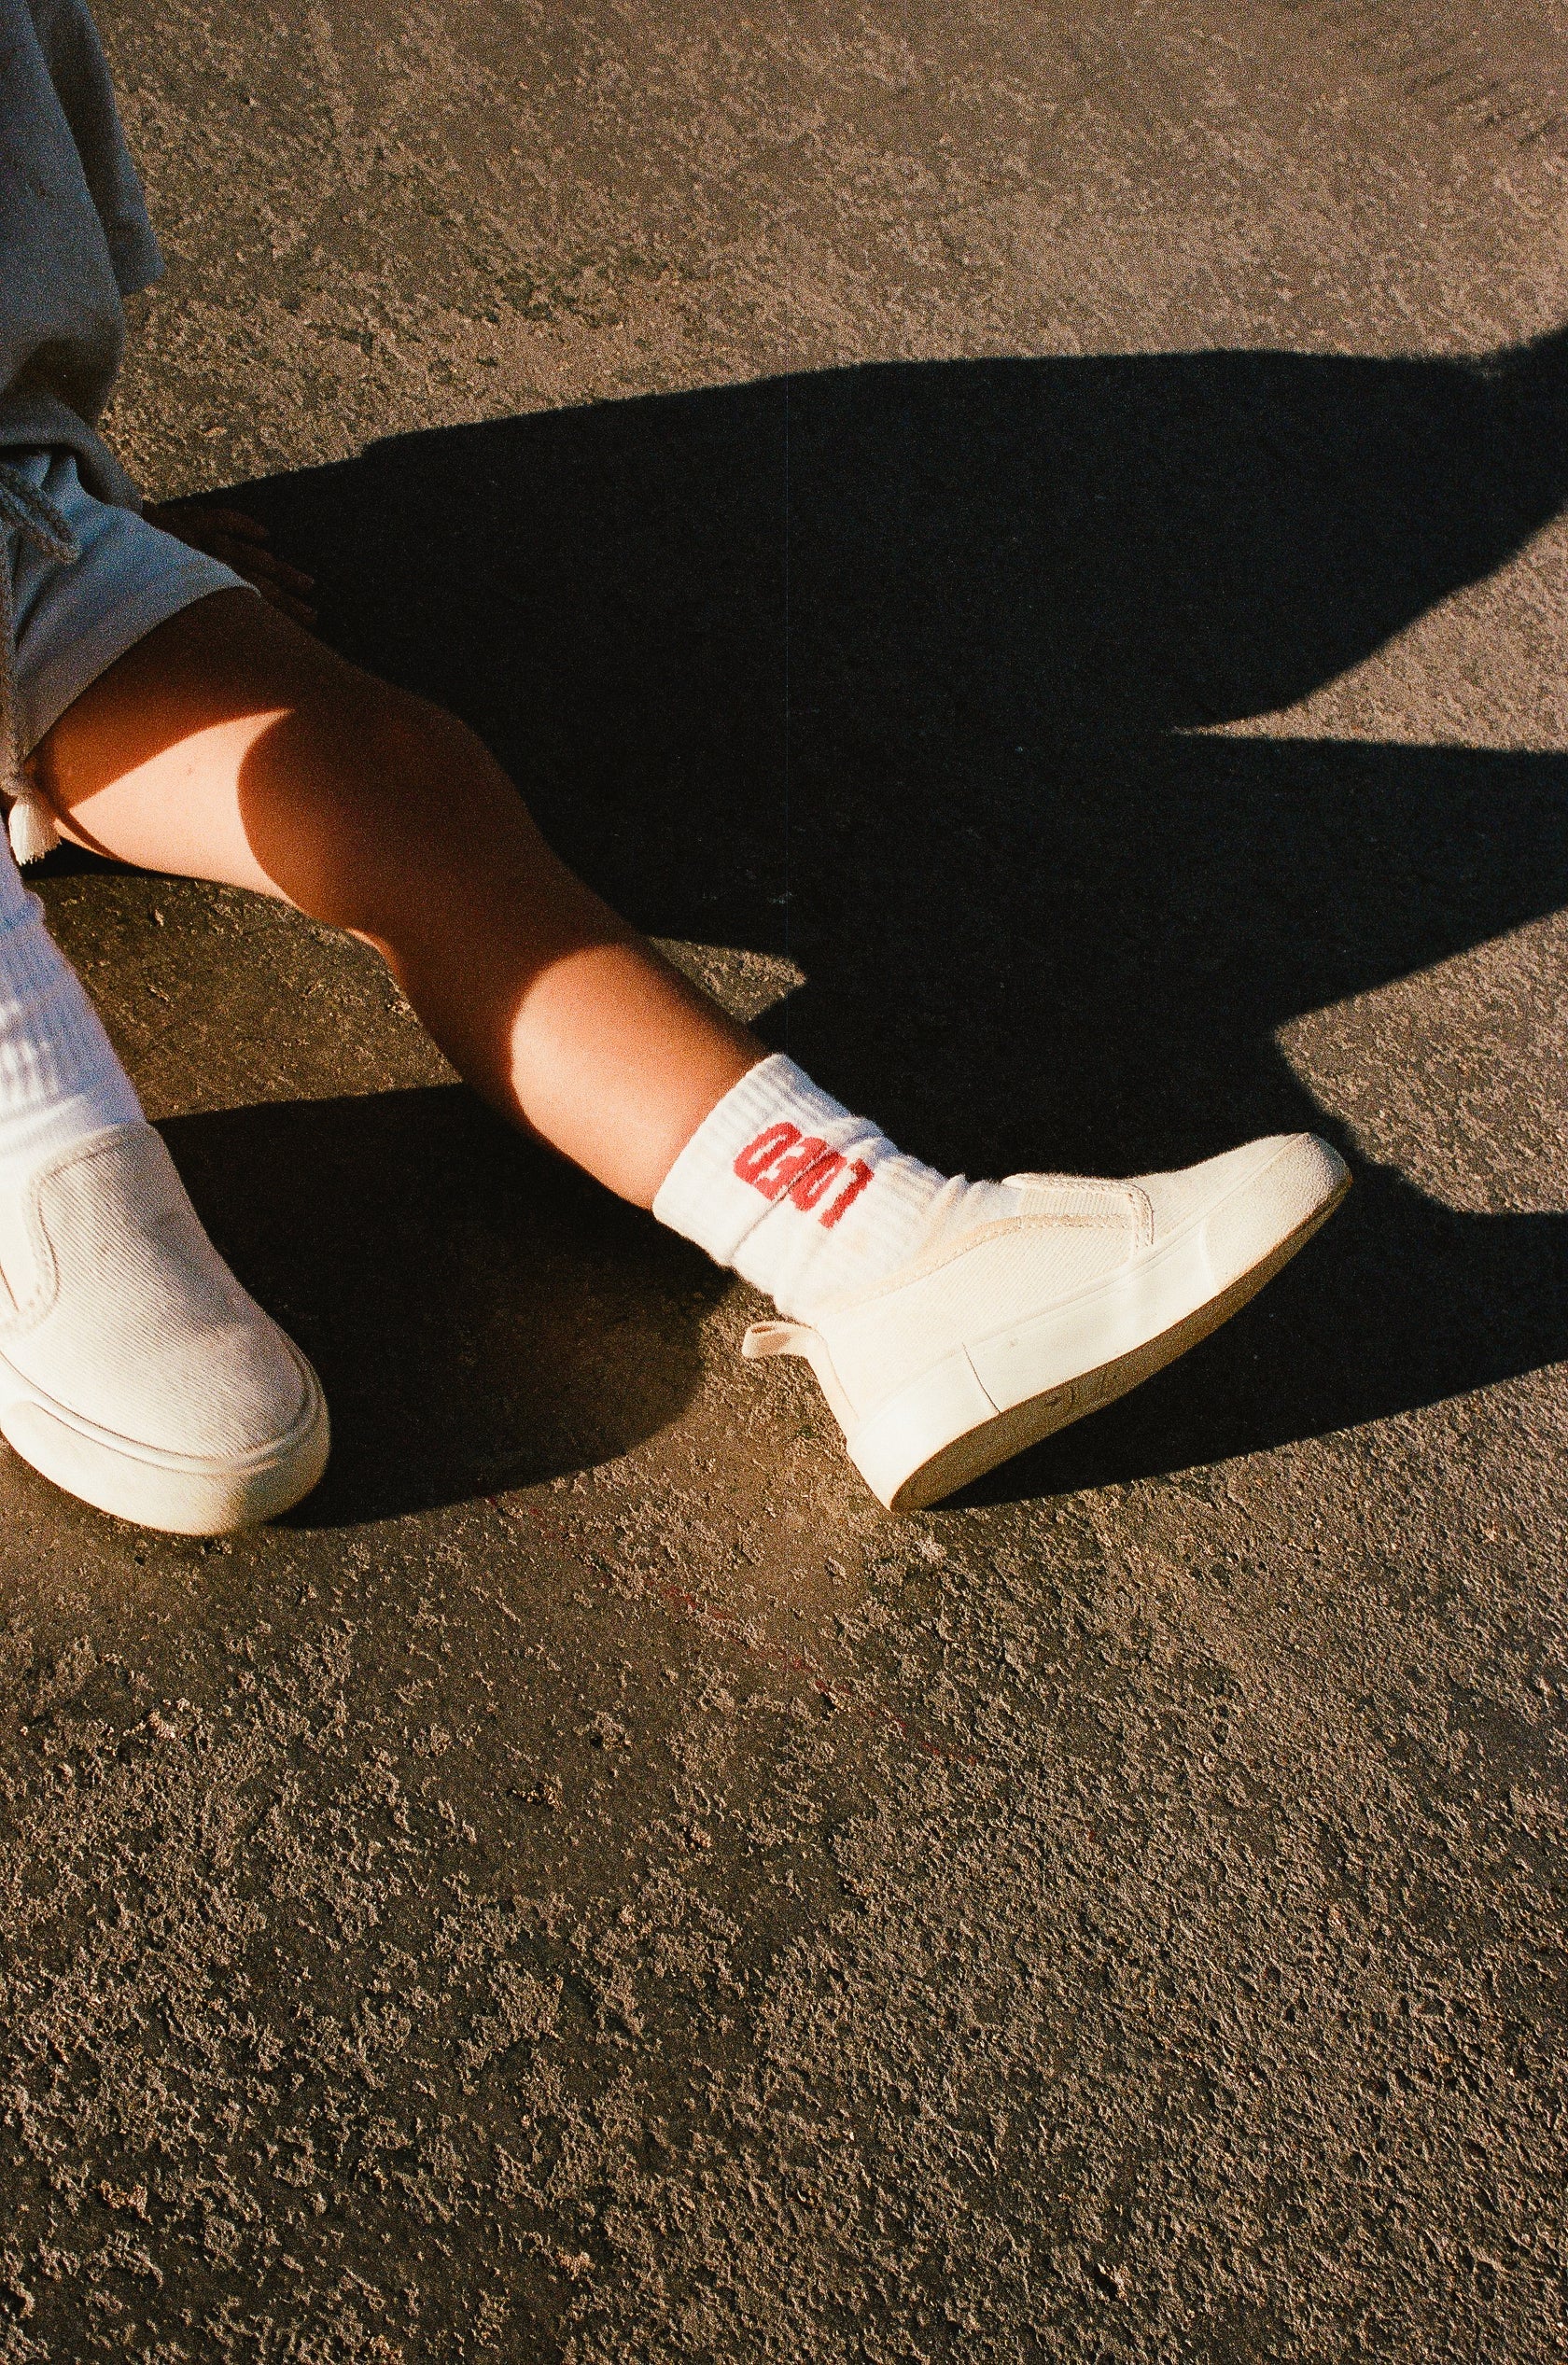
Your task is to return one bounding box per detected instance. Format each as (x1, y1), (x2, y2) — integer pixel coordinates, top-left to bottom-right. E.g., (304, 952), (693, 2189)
(651, 1053), (1028, 1321)
(0, 847), (141, 1185)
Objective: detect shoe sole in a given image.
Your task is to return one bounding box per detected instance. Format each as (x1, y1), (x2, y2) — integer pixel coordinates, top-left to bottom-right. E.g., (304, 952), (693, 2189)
(861, 1169), (1351, 1514)
(0, 1341), (330, 1535)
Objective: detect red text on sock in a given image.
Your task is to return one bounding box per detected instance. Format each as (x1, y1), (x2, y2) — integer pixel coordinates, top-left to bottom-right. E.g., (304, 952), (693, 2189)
(734, 1123), (875, 1228)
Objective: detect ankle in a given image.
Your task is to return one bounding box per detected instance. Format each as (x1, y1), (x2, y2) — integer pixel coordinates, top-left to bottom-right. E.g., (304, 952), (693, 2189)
(0, 889), (142, 1184)
(651, 1053), (1019, 1320)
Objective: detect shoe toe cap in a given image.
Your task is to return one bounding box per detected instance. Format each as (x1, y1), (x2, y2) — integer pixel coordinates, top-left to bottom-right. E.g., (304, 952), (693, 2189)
(1141, 1132), (1349, 1264)
(140, 1305), (317, 1462)
(3, 1124), (322, 1466)
(15, 1289), (317, 1463)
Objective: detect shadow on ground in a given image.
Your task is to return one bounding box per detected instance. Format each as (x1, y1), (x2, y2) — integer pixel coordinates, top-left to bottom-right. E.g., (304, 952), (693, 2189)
(202, 329), (1568, 1502)
(160, 1086), (722, 1524)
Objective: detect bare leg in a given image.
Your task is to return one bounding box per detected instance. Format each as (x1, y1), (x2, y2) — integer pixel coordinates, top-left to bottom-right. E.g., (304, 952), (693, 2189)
(33, 591), (762, 1206)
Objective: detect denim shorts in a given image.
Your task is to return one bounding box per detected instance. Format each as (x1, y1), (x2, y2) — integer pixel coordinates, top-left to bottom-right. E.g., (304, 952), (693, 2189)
(3, 448), (249, 756)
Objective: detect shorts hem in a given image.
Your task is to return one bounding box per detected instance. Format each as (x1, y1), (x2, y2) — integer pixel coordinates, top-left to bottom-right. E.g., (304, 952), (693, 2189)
(19, 560), (257, 757)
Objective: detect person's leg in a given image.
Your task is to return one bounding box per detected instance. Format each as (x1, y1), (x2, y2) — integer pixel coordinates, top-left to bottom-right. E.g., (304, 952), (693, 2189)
(34, 587), (1023, 1298)
(35, 589), (761, 1206)
(33, 585), (1350, 1513)
(0, 458), (329, 1537)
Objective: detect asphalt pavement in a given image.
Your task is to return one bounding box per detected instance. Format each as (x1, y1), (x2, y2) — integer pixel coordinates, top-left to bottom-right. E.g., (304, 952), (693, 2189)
(2, 3), (1566, 2357)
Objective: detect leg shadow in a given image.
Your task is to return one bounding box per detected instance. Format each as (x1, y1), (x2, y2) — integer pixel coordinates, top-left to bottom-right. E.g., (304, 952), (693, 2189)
(159, 1088), (723, 1525)
(200, 332), (1568, 1490)
(966, 1166), (1568, 1503)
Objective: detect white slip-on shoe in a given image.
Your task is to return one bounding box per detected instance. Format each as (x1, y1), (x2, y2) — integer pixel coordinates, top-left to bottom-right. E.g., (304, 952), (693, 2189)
(741, 1132), (1350, 1513)
(0, 1122), (329, 1533)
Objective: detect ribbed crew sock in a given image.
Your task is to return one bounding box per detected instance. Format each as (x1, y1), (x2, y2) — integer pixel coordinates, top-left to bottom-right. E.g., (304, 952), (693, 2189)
(651, 1053), (1028, 1321)
(0, 841), (141, 1188)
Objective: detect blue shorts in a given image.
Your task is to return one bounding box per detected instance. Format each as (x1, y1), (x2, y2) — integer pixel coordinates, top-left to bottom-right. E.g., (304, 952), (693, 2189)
(3, 449), (250, 755)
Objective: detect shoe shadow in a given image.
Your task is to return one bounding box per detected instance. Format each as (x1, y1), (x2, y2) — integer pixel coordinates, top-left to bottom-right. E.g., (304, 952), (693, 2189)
(158, 1088), (722, 1526)
(208, 329), (1568, 1492)
(970, 1169), (1568, 1505)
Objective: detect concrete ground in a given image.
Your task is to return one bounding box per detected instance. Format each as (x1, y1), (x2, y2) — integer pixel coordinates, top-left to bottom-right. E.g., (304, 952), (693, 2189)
(2, 1), (1566, 2356)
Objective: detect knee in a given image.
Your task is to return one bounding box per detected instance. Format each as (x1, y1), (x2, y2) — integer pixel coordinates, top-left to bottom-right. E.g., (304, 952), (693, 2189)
(259, 671), (497, 837)
(322, 677), (483, 804)
(239, 673), (499, 917)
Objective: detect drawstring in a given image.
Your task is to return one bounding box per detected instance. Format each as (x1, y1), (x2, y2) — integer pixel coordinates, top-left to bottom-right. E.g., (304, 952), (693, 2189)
(0, 464), (79, 866)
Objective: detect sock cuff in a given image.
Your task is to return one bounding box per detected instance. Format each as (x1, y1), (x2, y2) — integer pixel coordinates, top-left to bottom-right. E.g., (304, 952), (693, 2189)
(0, 899), (141, 1122)
(652, 1054), (857, 1265)
(705, 1053), (851, 1141)
(0, 885), (41, 940)
(0, 851), (31, 934)
(650, 1052), (985, 1321)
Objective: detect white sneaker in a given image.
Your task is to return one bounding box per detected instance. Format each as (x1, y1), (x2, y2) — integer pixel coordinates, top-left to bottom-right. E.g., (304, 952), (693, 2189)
(742, 1132), (1349, 1512)
(0, 1123), (329, 1532)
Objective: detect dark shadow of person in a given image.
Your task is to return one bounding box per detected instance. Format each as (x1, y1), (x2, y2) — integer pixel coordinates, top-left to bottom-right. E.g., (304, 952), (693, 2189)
(203, 324), (1568, 1504)
(156, 1085), (724, 1527)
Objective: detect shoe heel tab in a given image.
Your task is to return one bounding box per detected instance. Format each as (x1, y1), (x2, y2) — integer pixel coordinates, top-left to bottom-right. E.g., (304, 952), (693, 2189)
(741, 1320), (812, 1361)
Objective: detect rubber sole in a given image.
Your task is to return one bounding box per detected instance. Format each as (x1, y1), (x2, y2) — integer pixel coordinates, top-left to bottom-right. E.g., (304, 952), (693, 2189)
(0, 1344), (330, 1534)
(869, 1171), (1351, 1513)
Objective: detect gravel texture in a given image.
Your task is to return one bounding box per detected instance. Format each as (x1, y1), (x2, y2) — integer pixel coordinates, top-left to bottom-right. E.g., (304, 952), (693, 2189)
(1, 2), (1565, 2358)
